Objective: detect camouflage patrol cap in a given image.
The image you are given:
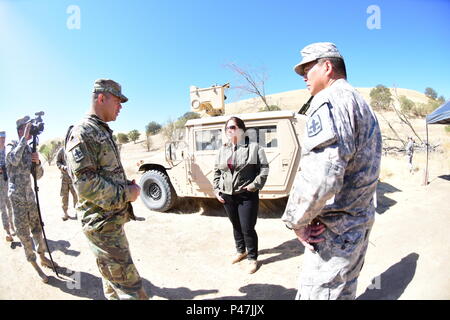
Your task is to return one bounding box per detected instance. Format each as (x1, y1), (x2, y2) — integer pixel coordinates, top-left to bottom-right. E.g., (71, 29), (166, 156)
(294, 42), (343, 76)
(93, 79), (128, 103)
(16, 116), (30, 129)
(0, 131), (5, 138)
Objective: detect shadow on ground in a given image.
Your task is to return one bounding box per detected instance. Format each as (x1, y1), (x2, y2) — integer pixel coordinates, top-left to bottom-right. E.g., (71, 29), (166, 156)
(144, 279), (218, 300)
(376, 182), (401, 214)
(357, 252), (419, 300)
(47, 239), (80, 257)
(46, 267), (218, 300)
(438, 174), (450, 181)
(47, 267), (106, 300)
(212, 283), (297, 300)
(259, 238), (304, 266)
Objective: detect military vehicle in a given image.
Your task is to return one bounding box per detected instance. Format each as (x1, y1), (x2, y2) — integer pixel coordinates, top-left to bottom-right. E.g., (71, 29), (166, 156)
(137, 84), (307, 212)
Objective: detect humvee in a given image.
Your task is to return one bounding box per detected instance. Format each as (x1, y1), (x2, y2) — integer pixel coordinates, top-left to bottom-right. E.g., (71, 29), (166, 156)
(137, 84), (307, 212)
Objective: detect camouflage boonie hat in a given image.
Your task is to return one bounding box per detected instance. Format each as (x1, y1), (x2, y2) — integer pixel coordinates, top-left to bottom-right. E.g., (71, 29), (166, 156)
(16, 116), (30, 129)
(93, 79), (128, 103)
(0, 131), (5, 138)
(294, 42), (343, 76)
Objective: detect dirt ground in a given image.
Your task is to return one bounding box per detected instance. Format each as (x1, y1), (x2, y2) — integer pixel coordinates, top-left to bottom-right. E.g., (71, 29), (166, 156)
(1, 128), (449, 300)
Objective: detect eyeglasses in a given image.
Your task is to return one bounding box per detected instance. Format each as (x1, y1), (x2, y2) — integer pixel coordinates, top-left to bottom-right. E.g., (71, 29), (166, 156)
(226, 125), (237, 130)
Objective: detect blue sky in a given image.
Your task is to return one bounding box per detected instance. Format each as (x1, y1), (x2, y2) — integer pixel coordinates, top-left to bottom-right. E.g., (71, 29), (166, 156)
(1, 0), (449, 143)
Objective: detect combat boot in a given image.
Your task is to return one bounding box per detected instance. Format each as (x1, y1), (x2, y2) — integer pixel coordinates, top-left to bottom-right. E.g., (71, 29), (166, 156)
(30, 261), (49, 283)
(137, 288), (149, 300)
(62, 210), (69, 221)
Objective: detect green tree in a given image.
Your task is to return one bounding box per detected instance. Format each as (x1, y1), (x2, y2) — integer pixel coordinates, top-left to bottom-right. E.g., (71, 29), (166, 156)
(117, 133), (129, 144)
(144, 122), (161, 151)
(176, 111), (201, 127)
(128, 129), (140, 144)
(425, 87), (438, 100)
(437, 95), (446, 104)
(370, 85), (393, 110)
(180, 112), (201, 121)
(145, 121), (162, 136)
(39, 139), (62, 165)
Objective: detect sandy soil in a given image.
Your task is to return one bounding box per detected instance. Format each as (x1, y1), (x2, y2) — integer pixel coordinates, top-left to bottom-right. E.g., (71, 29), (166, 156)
(1, 113), (449, 300)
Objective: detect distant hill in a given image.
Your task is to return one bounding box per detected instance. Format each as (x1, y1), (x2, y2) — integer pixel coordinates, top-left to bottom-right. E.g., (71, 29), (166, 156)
(225, 87), (431, 115)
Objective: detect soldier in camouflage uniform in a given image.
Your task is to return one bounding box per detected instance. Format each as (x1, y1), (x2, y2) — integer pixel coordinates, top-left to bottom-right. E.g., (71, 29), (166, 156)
(282, 43), (382, 300)
(65, 79), (148, 300)
(0, 131), (15, 242)
(6, 118), (59, 283)
(56, 146), (78, 221)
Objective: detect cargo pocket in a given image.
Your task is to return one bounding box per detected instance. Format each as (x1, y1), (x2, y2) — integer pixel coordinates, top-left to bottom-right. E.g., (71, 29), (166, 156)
(297, 285), (331, 300)
(97, 260), (127, 284)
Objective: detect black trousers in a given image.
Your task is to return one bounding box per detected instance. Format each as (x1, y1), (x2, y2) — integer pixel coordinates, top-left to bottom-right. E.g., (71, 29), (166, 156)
(221, 191), (259, 260)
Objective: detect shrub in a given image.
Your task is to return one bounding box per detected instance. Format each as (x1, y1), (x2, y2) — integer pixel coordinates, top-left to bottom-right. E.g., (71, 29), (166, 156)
(117, 133), (129, 144)
(370, 85), (393, 111)
(259, 105), (281, 112)
(39, 140), (62, 165)
(399, 95), (415, 114)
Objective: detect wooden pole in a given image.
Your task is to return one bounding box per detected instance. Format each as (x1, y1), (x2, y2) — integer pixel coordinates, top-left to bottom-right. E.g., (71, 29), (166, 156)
(423, 122), (429, 186)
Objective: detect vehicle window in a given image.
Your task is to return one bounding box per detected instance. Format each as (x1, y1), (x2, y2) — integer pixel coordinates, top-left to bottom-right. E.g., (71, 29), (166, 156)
(195, 129), (222, 151)
(246, 126), (277, 148)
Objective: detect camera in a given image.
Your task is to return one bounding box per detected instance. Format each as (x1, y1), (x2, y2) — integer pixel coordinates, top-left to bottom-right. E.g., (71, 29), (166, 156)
(28, 111), (45, 136)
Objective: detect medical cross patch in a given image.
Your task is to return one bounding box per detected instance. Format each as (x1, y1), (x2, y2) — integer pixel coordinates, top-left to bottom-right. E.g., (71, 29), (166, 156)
(72, 147), (85, 162)
(307, 114), (322, 137)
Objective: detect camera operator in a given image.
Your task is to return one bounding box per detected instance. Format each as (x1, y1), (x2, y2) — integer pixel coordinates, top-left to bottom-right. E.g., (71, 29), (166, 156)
(6, 116), (58, 283)
(0, 131), (15, 242)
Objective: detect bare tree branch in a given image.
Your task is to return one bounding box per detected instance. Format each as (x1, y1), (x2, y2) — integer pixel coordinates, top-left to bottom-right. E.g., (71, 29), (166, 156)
(391, 86), (424, 144)
(225, 62), (270, 110)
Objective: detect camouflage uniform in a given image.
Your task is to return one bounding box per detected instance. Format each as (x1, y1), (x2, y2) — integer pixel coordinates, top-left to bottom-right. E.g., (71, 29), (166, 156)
(56, 147), (78, 215)
(65, 79), (144, 300)
(283, 43), (382, 300)
(6, 127), (48, 262)
(0, 141), (14, 234)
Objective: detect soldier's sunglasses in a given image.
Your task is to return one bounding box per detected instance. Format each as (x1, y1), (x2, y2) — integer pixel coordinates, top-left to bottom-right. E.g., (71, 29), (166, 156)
(226, 125), (237, 130)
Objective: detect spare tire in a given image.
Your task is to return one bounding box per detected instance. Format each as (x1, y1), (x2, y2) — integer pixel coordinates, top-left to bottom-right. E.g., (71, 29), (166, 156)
(139, 170), (177, 212)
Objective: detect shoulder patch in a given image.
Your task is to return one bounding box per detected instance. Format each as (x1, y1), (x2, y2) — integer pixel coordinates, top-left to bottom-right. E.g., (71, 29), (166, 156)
(307, 113), (322, 137)
(303, 103), (337, 153)
(72, 146), (85, 162)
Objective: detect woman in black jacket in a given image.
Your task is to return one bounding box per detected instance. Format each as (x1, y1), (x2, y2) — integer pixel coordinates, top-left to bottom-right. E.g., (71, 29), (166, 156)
(213, 116), (269, 274)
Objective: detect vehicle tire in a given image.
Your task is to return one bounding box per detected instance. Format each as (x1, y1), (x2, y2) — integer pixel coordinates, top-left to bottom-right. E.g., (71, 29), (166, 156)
(139, 170), (177, 212)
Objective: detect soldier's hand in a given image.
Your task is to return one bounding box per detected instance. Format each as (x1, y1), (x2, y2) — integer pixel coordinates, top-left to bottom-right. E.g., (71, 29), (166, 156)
(294, 223), (326, 252)
(127, 183), (141, 202)
(31, 152), (40, 164)
(215, 191), (225, 204)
